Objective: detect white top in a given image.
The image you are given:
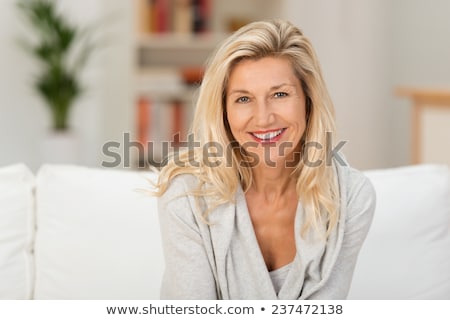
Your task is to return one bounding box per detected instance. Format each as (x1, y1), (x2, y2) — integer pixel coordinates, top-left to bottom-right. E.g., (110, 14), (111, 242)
(269, 263), (293, 295)
(158, 162), (376, 299)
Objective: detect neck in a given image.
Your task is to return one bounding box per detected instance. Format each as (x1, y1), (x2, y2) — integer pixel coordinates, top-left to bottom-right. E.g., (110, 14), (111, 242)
(249, 165), (297, 200)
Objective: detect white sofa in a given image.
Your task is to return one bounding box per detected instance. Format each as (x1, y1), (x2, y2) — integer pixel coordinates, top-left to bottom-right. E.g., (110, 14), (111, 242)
(0, 163), (449, 299)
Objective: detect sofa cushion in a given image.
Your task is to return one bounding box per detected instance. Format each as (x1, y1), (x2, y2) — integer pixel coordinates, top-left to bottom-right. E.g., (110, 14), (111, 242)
(348, 164), (450, 299)
(0, 163), (35, 299)
(34, 165), (162, 299)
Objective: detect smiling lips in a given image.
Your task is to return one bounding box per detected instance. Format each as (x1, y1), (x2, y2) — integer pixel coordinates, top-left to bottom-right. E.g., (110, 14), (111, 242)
(249, 128), (287, 143)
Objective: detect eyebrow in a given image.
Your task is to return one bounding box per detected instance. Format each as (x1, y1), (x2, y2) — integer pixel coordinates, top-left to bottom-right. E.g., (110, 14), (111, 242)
(227, 83), (296, 96)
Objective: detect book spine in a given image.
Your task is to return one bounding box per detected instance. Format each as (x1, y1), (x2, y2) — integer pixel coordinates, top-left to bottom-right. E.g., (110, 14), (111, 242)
(192, 0), (210, 33)
(137, 0), (152, 34)
(191, 0), (203, 33)
(154, 0), (170, 33)
(171, 100), (184, 146)
(200, 0), (211, 32)
(137, 96), (151, 146)
(173, 0), (193, 34)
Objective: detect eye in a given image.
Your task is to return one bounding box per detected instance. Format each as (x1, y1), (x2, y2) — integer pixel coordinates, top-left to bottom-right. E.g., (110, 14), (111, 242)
(274, 92), (288, 98)
(236, 96), (250, 103)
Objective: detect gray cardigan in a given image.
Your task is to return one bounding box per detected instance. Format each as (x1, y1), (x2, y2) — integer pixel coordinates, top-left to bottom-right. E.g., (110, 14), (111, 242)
(157, 163), (376, 299)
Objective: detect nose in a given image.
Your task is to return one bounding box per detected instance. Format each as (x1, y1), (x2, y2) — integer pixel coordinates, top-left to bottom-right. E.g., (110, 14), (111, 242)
(254, 98), (275, 128)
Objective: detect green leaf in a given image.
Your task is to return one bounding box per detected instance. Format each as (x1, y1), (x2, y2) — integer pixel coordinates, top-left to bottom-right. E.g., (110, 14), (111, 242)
(16, 0), (100, 130)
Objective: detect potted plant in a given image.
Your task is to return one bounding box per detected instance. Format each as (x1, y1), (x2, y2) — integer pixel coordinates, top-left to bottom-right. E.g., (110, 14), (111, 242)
(17, 0), (97, 163)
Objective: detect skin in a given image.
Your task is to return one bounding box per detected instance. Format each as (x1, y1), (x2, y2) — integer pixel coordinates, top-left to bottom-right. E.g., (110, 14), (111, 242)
(226, 56), (307, 271)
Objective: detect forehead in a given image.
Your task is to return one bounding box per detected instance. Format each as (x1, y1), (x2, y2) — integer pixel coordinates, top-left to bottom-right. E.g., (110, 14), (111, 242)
(227, 57), (299, 91)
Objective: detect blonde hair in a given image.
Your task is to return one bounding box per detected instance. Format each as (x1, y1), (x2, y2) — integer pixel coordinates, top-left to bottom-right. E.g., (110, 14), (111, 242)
(155, 20), (339, 236)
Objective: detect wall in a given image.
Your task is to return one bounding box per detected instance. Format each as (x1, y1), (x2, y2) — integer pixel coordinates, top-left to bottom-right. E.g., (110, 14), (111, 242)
(282, 0), (392, 170)
(283, 0), (450, 170)
(0, 0), (45, 172)
(96, 0), (135, 169)
(1, 0), (450, 172)
(390, 0), (450, 166)
(0, 0), (133, 173)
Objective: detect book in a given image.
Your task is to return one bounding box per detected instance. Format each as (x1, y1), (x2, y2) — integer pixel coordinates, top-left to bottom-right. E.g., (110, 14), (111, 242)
(171, 100), (184, 145)
(173, 0), (193, 34)
(138, 0), (211, 34)
(137, 96), (151, 147)
(136, 0), (152, 34)
(154, 0), (170, 33)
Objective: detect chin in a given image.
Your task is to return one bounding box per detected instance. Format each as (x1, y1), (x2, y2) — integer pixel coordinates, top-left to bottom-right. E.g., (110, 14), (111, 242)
(245, 146), (298, 169)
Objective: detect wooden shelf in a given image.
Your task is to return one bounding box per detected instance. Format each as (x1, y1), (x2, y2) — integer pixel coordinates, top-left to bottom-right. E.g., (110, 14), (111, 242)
(136, 35), (221, 68)
(136, 33), (227, 50)
(395, 86), (450, 164)
(396, 87), (450, 107)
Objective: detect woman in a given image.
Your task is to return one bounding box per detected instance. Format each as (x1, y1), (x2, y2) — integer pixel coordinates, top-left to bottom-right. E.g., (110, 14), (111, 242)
(154, 20), (375, 299)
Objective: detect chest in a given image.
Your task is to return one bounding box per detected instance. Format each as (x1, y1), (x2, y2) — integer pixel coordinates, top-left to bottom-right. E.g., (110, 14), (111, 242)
(245, 195), (298, 271)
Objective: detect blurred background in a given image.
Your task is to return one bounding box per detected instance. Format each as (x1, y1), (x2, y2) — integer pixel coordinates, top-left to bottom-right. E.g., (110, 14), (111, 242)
(1, 0), (449, 173)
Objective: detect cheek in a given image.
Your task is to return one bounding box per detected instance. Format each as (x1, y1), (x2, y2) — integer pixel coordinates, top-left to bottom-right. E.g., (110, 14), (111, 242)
(285, 102), (307, 128)
(225, 110), (240, 141)
(226, 107), (246, 134)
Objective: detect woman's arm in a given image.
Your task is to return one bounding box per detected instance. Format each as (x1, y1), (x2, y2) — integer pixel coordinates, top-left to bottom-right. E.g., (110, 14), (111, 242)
(158, 176), (218, 299)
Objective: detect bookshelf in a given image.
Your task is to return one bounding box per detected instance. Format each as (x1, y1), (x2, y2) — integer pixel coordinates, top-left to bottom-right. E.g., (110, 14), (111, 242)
(133, 0), (283, 168)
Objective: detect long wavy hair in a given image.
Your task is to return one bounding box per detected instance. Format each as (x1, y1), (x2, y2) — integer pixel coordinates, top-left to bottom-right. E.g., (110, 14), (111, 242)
(154, 20), (339, 236)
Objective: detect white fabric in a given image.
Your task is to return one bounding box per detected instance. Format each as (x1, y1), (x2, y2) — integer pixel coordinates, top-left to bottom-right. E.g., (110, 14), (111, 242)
(0, 163), (35, 299)
(34, 165), (162, 299)
(158, 165), (376, 299)
(269, 262), (292, 295)
(348, 164), (450, 299)
(2, 162), (449, 300)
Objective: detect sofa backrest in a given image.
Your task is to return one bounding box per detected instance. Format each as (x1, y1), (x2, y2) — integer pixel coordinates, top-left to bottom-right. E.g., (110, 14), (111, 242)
(348, 164), (450, 299)
(33, 164), (162, 299)
(1, 163), (449, 299)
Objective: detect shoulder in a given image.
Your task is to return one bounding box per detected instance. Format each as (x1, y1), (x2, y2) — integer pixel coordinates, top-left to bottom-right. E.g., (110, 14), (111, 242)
(339, 165), (376, 202)
(157, 174), (202, 225)
(336, 164), (376, 223)
(159, 174), (199, 203)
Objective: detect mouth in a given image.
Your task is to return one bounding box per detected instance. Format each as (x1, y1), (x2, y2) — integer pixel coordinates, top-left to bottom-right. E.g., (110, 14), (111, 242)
(249, 128), (287, 143)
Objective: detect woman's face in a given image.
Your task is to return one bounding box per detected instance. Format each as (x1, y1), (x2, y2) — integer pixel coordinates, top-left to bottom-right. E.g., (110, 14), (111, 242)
(226, 57), (307, 168)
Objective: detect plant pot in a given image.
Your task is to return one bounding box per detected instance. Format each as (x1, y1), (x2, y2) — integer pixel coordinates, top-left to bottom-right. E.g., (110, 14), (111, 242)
(41, 130), (80, 165)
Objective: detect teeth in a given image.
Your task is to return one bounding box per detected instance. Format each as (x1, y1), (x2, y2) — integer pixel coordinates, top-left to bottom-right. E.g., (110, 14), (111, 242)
(252, 129), (284, 140)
